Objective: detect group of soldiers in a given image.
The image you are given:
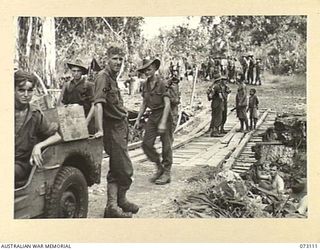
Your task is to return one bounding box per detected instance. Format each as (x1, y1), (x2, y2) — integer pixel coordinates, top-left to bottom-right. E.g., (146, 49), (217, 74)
(15, 43), (266, 218)
(15, 46), (181, 218)
(239, 54), (262, 85)
(179, 53), (263, 85)
(207, 71), (260, 137)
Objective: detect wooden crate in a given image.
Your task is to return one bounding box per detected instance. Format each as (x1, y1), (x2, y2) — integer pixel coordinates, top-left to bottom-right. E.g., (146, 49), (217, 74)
(44, 104), (89, 142)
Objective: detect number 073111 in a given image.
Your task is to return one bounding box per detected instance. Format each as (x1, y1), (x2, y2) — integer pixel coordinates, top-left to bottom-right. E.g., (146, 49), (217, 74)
(299, 244), (318, 248)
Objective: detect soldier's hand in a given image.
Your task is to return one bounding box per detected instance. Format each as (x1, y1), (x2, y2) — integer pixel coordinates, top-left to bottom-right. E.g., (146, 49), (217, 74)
(94, 130), (104, 138)
(133, 121), (140, 130)
(158, 123), (167, 134)
(30, 144), (43, 167)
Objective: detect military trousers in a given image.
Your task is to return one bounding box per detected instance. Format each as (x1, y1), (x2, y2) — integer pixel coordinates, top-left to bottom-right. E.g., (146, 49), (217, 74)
(210, 99), (223, 130)
(142, 109), (174, 171)
(171, 105), (179, 133)
(103, 118), (133, 190)
(221, 102), (228, 128)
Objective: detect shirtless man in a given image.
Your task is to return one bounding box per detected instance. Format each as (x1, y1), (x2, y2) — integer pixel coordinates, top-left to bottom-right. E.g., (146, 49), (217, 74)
(258, 163), (285, 195)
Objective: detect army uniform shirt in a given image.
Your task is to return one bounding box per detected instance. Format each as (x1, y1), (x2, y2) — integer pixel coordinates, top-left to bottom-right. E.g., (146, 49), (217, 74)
(141, 75), (171, 111)
(94, 67), (127, 120)
(62, 77), (94, 115)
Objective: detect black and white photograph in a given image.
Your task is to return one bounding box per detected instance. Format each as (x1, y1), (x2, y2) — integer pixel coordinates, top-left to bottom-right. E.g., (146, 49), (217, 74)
(14, 15), (307, 220)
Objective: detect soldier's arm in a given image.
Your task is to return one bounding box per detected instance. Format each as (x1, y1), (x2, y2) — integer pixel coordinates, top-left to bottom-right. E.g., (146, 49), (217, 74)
(32, 113), (61, 167)
(94, 103), (103, 138)
(134, 99), (147, 129)
(85, 103), (95, 127)
(93, 73), (107, 138)
(85, 83), (95, 126)
(30, 132), (62, 167)
(158, 96), (170, 134)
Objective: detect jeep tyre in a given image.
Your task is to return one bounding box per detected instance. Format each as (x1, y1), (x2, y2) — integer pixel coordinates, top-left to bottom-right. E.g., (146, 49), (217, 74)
(46, 166), (88, 218)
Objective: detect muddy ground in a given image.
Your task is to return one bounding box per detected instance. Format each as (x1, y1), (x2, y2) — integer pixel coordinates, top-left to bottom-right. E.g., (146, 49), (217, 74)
(88, 73), (306, 218)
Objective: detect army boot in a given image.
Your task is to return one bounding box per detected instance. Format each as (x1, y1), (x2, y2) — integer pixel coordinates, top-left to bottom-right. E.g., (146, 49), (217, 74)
(155, 169), (171, 185)
(104, 183), (132, 218)
(220, 126), (227, 134)
(118, 187), (139, 214)
(149, 162), (164, 183)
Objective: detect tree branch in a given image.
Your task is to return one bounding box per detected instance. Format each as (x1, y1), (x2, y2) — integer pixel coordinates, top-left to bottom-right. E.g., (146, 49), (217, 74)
(33, 71), (48, 95)
(101, 17), (126, 44)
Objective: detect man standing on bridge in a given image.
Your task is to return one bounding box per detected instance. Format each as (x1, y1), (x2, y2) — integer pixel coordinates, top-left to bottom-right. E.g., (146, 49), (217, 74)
(219, 77), (231, 134)
(134, 58), (174, 185)
(94, 46), (139, 218)
(235, 76), (249, 132)
(207, 74), (224, 137)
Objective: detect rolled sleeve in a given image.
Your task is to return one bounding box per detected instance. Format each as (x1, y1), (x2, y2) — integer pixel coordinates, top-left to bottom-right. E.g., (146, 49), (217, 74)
(94, 74), (107, 104)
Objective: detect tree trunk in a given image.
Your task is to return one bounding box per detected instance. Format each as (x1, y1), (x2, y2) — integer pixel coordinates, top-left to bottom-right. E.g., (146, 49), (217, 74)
(26, 17), (33, 64)
(41, 17), (56, 88)
(14, 17), (20, 69)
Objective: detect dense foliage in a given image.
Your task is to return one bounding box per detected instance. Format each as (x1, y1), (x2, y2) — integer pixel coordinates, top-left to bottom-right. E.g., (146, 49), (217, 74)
(15, 15), (306, 87)
(145, 16), (306, 74)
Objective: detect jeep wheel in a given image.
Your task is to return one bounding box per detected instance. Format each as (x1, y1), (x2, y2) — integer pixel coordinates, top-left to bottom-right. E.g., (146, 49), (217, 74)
(46, 166), (88, 218)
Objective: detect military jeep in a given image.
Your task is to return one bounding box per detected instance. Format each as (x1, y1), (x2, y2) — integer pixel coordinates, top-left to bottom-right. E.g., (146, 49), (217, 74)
(14, 137), (103, 219)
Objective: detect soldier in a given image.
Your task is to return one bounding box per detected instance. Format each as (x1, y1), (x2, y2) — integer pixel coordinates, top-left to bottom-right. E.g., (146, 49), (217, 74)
(134, 58), (173, 185)
(255, 58), (262, 85)
(227, 57), (236, 83)
(167, 64), (181, 131)
(214, 57), (222, 76)
(219, 77), (231, 133)
(247, 54), (255, 85)
(207, 74), (224, 137)
(207, 58), (214, 80)
(220, 57), (228, 77)
(123, 59), (138, 95)
(94, 46), (139, 218)
(15, 70), (61, 188)
(235, 76), (249, 132)
(200, 62), (207, 80)
(241, 55), (249, 83)
(169, 57), (175, 76)
(59, 59), (95, 134)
